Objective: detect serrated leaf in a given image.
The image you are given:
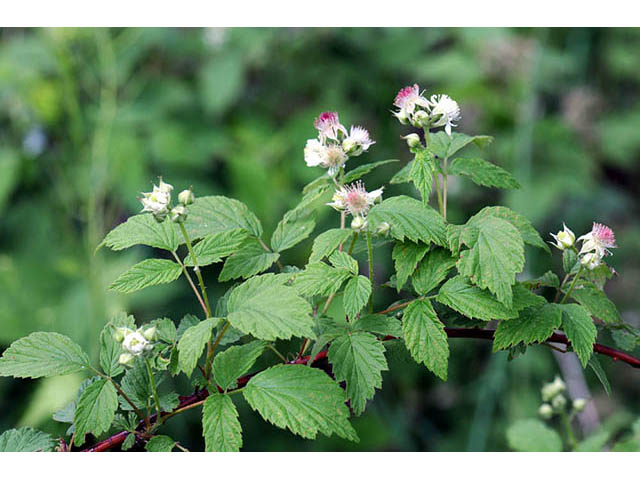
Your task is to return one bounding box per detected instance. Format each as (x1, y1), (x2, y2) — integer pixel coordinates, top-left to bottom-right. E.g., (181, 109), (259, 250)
(243, 364), (358, 442)
(328, 332), (388, 415)
(448, 157), (520, 189)
(559, 303), (597, 367)
(146, 435), (176, 452)
(183, 195), (262, 239)
(74, 379), (118, 445)
(122, 433), (136, 450)
(270, 209), (316, 253)
(177, 318), (217, 376)
(343, 159), (400, 183)
(567, 283), (621, 325)
(429, 131), (493, 159)
(0, 332), (90, 379)
(109, 259), (182, 294)
(411, 247), (456, 295)
(120, 359), (154, 410)
(409, 150), (435, 203)
(219, 240), (280, 282)
(588, 356), (611, 396)
(389, 160), (413, 184)
(99, 214), (180, 252)
(352, 314), (403, 338)
(213, 340), (267, 391)
(295, 184), (333, 212)
(471, 206), (549, 253)
(100, 312), (136, 377)
(436, 276), (518, 321)
(202, 394), (243, 452)
(0, 427), (55, 452)
(309, 228), (353, 263)
(368, 196), (446, 246)
(493, 304), (561, 352)
(506, 419), (562, 452)
(521, 271), (560, 289)
(184, 229), (250, 267)
(392, 241), (429, 291)
(458, 215), (525, 308)
(343, 276), (372, 319)
(150, 317), (177, 345)
(446, 223), (465, 255)
(563, 249), (579, 273)
(292, 262), (352, 297)
(611, 328), (637, 352)
(402, 298), (449, 380)
(329, 250), (358, 275)
(227, 275), (314, 341)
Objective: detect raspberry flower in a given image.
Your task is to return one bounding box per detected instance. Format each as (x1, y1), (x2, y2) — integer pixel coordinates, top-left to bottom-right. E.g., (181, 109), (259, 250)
(578, 222), (616, 258)
(122, 329), (153, 356)
(429, 94), (461, 136)
(549, 223), (575, 250)
(140, 179), (173, 222)
(342, 126), (375, 157)
(314, 111), (347, 143)
(327, 181), (383, 219)
(393, 84), (430, 125)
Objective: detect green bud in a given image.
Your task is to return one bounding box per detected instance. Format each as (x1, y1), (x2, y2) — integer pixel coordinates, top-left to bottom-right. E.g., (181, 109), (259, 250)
(170, 205), (188, 223)
(551, 394), (567, 411)
(412, 110), (430, 128)
(143, 326), (157, 342)
(375, 221), (391, 236)
(402, 133), (422, 149)
(538, 403), (553, 420)
(351, 216), (368, 232)
(118, 353), (135, 366)
(572, 398), (587, 412)
(178, 189), (195, 206)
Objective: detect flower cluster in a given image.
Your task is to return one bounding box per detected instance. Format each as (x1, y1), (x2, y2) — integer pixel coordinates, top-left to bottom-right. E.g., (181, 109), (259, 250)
(392, 84), (462, 136)
(113, 326), (157, 366)
(304, 112), (375, 177)
(538, 376), (586, 420)
(550, 222), (616, 270)
(327, 180), (383, 231)
(139, 178), (195, 223)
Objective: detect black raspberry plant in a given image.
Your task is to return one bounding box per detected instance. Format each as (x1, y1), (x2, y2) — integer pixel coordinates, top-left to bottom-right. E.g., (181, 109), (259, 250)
(0, 83), (638, 453)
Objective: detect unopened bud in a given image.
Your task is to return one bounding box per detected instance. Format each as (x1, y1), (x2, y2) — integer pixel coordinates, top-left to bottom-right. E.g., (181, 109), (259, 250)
(351, 216), (368, 232)
(143, 327), (157, 341)
(342, 138), (363, 157)
(113, 327), (131, 343)
(541, 375), (566, 401)
(538, 403), (553, 420)
(572, 398), (587, 412)
(118, 353), (135, 366)
(402, 133), (422, 149)
(376, 221), (391, 236)
(392, 109), (409, 125)
(178, 189), (195, 206)
(551, 394), (567, 411)
(580, 252), (602, 270)
(170, 205), (188, 223)
(550, 223), (575, 250)
(412, 110), (430, 128)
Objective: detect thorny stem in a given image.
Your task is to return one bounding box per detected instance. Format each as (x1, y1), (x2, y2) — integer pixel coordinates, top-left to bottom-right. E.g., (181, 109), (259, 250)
(560, 265), (585, 305)
(366, 232), (374, 313)
(171, 251), (207, 317)
(442, 157), (448, 222)
(145, 358), (162, 418)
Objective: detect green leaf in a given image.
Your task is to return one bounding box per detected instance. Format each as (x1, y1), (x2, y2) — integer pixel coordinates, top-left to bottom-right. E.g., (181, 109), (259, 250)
(292, 262), (352, 297)
(99, 214), (180, 252)
(436, 276), (518, 321)
(458, 215), (525, 308)
(243, 364), (358, 442)
(392, 241), (429, 291)
(389, 160), (413, 184)
(611, 328), (637, 352)
(521, 271), (560, 289)
(328, 332), (388, 415)
(270, 208), (316, 253)
(409, 150), (435, 203)
(219, 240), (280, 282)
(588, 356), (611, 396)
(429, 131), (493, 159)
(202, 393), (243, 452)
(100, 312), (136, 377)
(471, 206), (549, 253)
(150, 317), (177, 345)
(448, 157), (520, 189)
(328, 250), (358, 275)
(506, 419), (563, 452)
(120, 360), (154, 410)
(309, 228), (353, 263)
(213, 340), (267, 391)
(567, 283), (622, 325)
(352, 314), (403, 338)
(0, 332), (90, 379)
(183, 195), (262, 239)
(227, 275), (314, 341)
(146, 435), (176, 452)
(109, 259), (182, 294)
(343, 276), (372, 319)
(122, 433), (136, 451)
(577, 430), (610, 452)
(411, 247), (456, 295)
(74, 379), (118, 445)
(295, 184), (332, 212)
(368, 196), (446, 246)
(184, 228), (250, 267)
(446, 223), (465, 255)
(177, 318), (217, 376)
(493, 304), (561, 352)
(563, 249), (579, 273)
(343, 159), (400, 183)
(402, 298), (449, 380)
(0, 427), (55, 452)
(559, 304), (597, 367)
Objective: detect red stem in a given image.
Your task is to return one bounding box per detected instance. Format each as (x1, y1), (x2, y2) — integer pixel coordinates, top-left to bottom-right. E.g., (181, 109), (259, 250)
(83, 327), (639, 452)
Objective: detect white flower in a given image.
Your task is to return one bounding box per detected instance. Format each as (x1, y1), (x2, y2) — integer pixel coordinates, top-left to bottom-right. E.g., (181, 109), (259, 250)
(551, 394), (567, 411)
(578, 222), (616, 258)
(580, 252), (602, 270)
(342, 126), (375, 157)
(140, 183), (171, 219)
(393, 84), (430, 124)
(550, 223), (575, 250)
(304, 139), (328, 167)
(541, 375), (566, 401)
(122, 330), (152, 356)
(538, 403), (553, 420)
(313, 111), (347, 143)
(327, 181), (383, 217)
(157, 178), (173, 194)
(429, 94), (461, 136)
(572, 398), (587, 412)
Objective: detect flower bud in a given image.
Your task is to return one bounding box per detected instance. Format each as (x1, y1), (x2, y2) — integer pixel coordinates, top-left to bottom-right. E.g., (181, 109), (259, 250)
(572, 398), (587, 412)
(376, 221), (391, 236)
(392, 109), (409, 125)
(550, 223), (575, 250)
(351, 216), (368, 232)
(170, 205), (188, 223)
(143, 326), (157, 342)
(178, 189), (195, 206)
(113, 327), (131, 343)
(342, 138), (362, 157)
(412, 110), (430, 128)
(402, 133), (422, 149)
(541, 375), (566, 401)
(538, 403), (553, 420)
(118, 353), (135, 366)
(580, 252), (601, 270)
(158, 178), (173, 194)
(551, 394), (567, 411)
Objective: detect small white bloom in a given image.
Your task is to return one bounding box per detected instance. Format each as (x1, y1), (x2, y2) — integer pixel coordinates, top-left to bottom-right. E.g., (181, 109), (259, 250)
(577, 222), (616, 257)
(327, 181), (383, 218)
(113, 327), (133, 344)
(342, 126), (375, 157)
(140, 182), (172, 220)
(157, 178), (173, 194)
(541, 375), (566, 401)
(313, 111), (347, 143)
(429, 94), (461, 136)
(551, 394), (567, 411)
(393, 84), (430, 124)
(550, 223), (576, 250)
(122, 330), (151, 356)
(304, 139), (328, 167)
(572, 398), (587, 412)
(538, 403), (553, 420)
(580, 252), (602, 270)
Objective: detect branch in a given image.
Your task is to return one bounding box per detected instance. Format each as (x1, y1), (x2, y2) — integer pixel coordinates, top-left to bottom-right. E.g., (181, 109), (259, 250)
(83, 327), (640, 452)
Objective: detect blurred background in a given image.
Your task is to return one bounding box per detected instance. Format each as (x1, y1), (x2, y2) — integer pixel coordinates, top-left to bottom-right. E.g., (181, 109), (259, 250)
(0, 27), (639, 451)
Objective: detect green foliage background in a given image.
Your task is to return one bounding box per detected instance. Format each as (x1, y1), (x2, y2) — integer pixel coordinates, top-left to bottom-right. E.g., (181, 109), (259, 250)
(0, 27), (639, 451)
